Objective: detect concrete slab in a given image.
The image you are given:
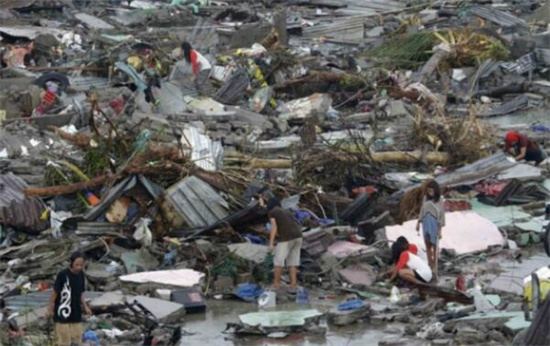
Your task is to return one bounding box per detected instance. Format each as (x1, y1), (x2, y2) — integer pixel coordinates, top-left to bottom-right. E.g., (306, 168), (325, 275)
(386, 211), (505, 255)
(327, 241), (376, 259)
(339, 263), (377, 287)
(470, 200), (531, 227)
(89, 291), (127, 311)
(239, 309), (323, 328)
(89, 291), (186, 323)
(131, 295), (186, 324)
(227, 243), (269, 264)
(120, 249), (160, 274)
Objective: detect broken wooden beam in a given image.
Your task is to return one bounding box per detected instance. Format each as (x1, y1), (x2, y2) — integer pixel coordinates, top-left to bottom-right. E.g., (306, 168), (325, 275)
(228, 151), (450, 169)
(25, 175), (108, 197)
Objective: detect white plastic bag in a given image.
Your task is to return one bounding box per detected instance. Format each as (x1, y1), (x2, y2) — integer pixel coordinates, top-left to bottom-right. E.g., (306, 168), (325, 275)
(133, 218), (152, 246)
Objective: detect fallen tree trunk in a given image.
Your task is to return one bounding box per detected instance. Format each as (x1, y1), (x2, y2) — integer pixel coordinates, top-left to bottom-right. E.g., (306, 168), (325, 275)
(25, 175), (108, 197)
(229, 151), (451, 169)
(414, 47), (455, 84)
(476, 83), (525, 98)
(274, 71), (367, 91)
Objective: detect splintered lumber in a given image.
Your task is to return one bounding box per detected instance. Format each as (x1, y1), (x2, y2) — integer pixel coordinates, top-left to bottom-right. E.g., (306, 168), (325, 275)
(234, 151), (450, 169)
(25, 175), (108, 197)
(371, 151), (450, 164)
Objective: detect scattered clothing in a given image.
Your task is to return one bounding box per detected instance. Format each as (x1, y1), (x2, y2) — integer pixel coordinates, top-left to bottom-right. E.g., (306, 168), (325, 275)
(443, 200), (472, 212)
(337, 299), (365, 311)
(234, 283), (264, 302)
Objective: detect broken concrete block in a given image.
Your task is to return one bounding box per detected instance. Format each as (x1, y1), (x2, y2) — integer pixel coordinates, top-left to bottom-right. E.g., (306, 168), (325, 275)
(89, 291), (127, 311)
(278, 93), (332, 123)
(366, 26), (384, 38)
(327, 304), (370, 326)
(412, 298), (446, 315)
(227, 243), (269, 264)
(131, 295), (186, 324)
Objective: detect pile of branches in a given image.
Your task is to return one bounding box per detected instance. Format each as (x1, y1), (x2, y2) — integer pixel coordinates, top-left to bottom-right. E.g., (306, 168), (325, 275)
(412, 105), (498, 166)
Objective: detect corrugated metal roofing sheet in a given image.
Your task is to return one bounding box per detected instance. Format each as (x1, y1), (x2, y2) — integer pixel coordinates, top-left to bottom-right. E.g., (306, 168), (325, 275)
(83, 175), (163, 221)
(0, 173), (26, 208)
(0, 173), (49, 233)
(435, 152), (517, 187)
(465, 6), (527, 27)
(164, 176), (229, 228)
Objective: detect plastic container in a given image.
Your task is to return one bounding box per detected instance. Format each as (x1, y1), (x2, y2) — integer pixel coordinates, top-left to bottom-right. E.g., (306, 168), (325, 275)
(296, 287), (309, 304)
(258, 291), (276, 308)
(389, 286), (401, 304)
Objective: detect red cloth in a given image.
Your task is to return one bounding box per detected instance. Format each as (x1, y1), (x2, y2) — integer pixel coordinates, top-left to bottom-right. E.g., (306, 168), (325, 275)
(352, 186), (378, 196)
(475, 180), (507, 196)
(42, 91), (57, 106)
(396, 251), (410, 271)
(408, 244), (418, 255)
(444, 200), (472, 212)
(190, 50), (199, 74)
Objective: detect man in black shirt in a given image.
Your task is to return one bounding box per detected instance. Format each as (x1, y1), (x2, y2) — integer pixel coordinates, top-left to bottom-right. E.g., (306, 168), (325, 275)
(46, 251), (92, 346)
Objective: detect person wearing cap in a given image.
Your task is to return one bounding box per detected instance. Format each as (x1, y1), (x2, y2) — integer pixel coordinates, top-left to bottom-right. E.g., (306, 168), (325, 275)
(504, 131), (544, 166)
(46, 251), (92, 346)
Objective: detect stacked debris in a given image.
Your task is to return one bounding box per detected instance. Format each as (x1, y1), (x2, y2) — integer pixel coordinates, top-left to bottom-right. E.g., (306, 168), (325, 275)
(0, 0), (549, 345)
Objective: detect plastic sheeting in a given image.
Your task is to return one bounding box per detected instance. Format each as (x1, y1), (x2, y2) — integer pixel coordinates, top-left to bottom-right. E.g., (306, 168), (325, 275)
(385, 211), (505, 255)
(119, 269), (204, 287)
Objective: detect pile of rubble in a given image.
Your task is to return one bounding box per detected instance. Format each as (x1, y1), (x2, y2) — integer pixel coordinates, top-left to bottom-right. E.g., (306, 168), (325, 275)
(1, 0), (549, 345)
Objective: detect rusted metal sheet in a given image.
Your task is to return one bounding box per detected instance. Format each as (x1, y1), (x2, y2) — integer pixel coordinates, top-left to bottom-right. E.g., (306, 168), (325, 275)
(0, 173), (49, 233)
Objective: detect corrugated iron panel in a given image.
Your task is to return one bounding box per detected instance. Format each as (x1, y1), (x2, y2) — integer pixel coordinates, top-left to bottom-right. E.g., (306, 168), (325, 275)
(182, 126), (223, 172)
(466, 6), (527, 27)
(84, 175), (163, 221)
(435, 152), (517, 187)
(164, 176), (229, 228)
(0, 173), (27, 208)
(0, 173), (49, 233)
(0, 0), (36, 10)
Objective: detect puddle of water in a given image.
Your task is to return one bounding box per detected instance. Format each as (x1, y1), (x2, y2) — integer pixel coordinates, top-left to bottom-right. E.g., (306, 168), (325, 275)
(180, 294), (423, 346)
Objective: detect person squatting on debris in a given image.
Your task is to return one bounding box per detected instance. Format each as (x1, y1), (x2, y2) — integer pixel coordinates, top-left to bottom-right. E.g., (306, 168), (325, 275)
(381, 236), (432, 285)
(416, 180), (445, 280)
(46, 251), (92, 346)
(504, 131), (545, 166)
(170, 41), (212, 96)
(267, 197), (303, 289)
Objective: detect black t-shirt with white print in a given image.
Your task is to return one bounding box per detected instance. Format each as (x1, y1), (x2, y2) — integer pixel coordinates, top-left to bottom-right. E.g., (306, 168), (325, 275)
(53, 268), (85, 323)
